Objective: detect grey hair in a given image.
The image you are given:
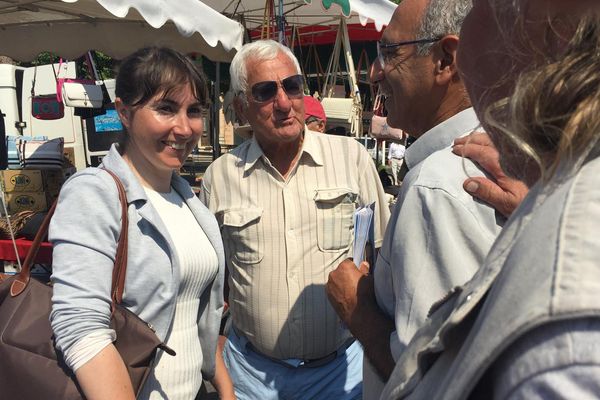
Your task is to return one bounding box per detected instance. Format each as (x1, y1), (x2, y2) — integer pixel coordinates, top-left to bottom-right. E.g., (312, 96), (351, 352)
(229, 39), (302, 104)
(416, 0), (472, 55)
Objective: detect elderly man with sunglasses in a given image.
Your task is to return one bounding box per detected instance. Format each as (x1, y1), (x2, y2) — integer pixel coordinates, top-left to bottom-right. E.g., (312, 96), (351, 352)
(199, 39), (389, 400)
(325, 0), (505, 398)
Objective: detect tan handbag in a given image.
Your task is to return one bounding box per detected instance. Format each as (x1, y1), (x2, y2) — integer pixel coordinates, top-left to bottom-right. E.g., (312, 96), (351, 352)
(370, 115), (405, 141)
(0, 169), (174, 399)
(369, 89), (405, 141)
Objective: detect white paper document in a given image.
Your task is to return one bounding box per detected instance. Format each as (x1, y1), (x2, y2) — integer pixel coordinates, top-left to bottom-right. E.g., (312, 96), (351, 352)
(353, 202), (375, 265)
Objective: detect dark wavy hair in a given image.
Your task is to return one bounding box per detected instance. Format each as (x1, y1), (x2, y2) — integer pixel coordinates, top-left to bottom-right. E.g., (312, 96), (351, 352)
(115, 46), (208, 108)
(484, 7), (600, 184)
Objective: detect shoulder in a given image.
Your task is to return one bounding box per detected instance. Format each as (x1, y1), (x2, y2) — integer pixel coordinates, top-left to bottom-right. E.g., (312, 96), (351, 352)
(57, 168), (123, 218)
(50, 168), (123, 239)
(408, 146), (486, 199)
(313, 134), (373, 166)
(563, 156), (600, 220)
(398, 147), (502, 235)
(554, 156), (600, 282)
(61, 167), (120, 198)
(205, 141), (251, 175)
(530, 157), (600, 263)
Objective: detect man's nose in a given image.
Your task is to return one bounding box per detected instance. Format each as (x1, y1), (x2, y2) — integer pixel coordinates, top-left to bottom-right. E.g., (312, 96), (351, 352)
(369, 61), (384, 85)
(273, 86), (292, 110)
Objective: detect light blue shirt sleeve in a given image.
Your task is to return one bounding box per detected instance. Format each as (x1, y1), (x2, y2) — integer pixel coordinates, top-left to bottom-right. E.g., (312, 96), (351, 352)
(491, 318), (600, 400)
(375, 178), (499, 355)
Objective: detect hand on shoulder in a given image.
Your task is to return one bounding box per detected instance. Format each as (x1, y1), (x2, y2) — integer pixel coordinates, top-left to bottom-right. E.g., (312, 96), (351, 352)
(453, 132), (529, 218)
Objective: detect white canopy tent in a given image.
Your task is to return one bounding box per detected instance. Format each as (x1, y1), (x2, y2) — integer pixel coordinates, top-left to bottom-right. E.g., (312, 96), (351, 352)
(0, 0), (244, 62)
(203, 0), (395, 33)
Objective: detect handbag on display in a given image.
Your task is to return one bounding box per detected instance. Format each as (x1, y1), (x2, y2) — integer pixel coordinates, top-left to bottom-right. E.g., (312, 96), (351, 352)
(370, 115), (405, 141)
(0, 169), (174, 400)
(61, 81), (104, 108)
(17, 137), (65, 169)
(369, 89), (405, 141)
(56, 56), (106, 109)
(31, 66), (64, 120)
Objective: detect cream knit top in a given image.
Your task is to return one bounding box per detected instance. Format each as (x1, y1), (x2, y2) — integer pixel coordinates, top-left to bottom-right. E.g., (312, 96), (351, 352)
(139, 187), (218, 399)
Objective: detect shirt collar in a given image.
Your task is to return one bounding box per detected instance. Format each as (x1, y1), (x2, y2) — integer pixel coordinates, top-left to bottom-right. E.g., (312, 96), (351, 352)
(404, 107), (480, 169)
(242, 127), (323, 172)
(243, 136), (264, 172)
(301, 128), (324, 166)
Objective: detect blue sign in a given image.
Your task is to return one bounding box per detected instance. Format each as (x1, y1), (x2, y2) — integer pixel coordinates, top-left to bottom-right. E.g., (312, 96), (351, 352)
(93, 109), (123, 132)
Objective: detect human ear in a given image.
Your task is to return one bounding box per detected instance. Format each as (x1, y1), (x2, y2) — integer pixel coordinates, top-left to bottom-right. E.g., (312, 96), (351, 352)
(233, 96), (248, 125)
(434, 35), (460, 85)
(115, 98), (131, 130)
(317, 120), (326, 133)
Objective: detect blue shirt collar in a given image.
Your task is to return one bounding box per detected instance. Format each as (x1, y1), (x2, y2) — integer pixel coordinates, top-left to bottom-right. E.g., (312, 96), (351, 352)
(404, 108), (480, 169)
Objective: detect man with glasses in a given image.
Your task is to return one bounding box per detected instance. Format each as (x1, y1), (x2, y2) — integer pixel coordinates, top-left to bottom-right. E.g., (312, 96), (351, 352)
(326, 0), (504, 398)
(200, 39), (389, 400)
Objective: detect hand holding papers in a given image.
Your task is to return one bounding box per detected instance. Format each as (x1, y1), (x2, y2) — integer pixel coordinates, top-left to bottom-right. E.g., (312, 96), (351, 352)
(353, 202), (375, 266)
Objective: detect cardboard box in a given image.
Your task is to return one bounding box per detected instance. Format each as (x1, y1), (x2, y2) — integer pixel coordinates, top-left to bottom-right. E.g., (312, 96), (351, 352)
(3, 191), (48, 214)
(0, 170), (44, 192)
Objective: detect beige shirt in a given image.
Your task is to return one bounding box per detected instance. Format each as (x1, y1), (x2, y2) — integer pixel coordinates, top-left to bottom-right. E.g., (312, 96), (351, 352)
(200, 129), (389, 359)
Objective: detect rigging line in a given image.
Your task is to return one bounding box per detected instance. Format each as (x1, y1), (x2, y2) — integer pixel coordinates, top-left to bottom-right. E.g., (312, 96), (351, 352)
(0, 0), (40, 12)
(234, 1), (298, 14)
(222, 0), (237, 13)
(233, 0), (243, 15)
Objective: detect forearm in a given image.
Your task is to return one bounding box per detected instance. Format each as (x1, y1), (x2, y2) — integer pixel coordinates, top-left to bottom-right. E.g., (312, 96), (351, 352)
(348, 301), (396, 380)
(75, 344), (135, 400)
(327, 258), (396, 379)
(210, 335), (236, 400)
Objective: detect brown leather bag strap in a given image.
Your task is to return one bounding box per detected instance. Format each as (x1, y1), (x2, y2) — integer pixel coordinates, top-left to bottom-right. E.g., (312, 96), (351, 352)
(11, 201), (57, 296)
(102, 169), (128, 306)
(11, 169), (129, 303)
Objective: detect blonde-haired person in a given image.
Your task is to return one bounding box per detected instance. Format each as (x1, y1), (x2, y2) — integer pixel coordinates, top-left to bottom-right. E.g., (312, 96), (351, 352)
(49, 47), (233, 399)
(381, 2), (600, 399)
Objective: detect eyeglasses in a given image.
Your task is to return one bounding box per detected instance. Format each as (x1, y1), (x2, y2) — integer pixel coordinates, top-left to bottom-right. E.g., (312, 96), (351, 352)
(249, 74), (304, 103)
(377, 37), (442, 68)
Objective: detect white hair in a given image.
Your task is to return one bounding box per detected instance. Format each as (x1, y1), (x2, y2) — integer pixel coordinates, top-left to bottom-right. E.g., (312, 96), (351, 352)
(229, 40), (302, 104)
(416, 0), (472, 55)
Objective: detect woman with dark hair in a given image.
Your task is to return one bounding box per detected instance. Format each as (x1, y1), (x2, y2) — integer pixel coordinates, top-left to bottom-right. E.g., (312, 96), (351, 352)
(381, 2), (600, 399)
(49, 47), (233, 399)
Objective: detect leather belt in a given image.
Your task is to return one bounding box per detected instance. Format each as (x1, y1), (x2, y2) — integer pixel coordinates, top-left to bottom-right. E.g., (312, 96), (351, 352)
(236, 326), (355, 369)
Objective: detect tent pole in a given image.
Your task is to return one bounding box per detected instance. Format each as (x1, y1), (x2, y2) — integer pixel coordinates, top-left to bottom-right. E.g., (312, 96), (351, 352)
(212, 62), (221, 161)
(278, 0), (284, 43)
(341, 18), (363, 137)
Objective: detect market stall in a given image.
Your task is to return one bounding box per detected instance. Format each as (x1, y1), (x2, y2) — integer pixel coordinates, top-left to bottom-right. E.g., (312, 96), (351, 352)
(0, 0), (245, 269)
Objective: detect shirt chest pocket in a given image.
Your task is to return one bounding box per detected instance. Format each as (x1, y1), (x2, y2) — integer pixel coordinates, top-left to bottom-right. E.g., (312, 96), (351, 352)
(314, 188), (357, 252)
(220, 207), (264, 264)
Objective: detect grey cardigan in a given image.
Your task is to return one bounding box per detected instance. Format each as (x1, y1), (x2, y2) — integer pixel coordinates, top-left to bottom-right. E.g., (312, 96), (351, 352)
(381, 155), (600, 399)
(49, 145), (225, 379)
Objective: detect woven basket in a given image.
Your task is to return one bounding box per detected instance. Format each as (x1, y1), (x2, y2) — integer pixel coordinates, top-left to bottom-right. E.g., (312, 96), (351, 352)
(0, 210), (37, 240)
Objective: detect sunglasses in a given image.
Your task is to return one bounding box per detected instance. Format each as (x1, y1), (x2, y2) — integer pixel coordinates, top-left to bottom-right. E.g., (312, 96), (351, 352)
(250, 74), (304, 103)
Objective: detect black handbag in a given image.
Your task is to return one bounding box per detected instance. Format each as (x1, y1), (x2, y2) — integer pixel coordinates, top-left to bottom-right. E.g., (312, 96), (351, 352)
(0, 169), (174, 399)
